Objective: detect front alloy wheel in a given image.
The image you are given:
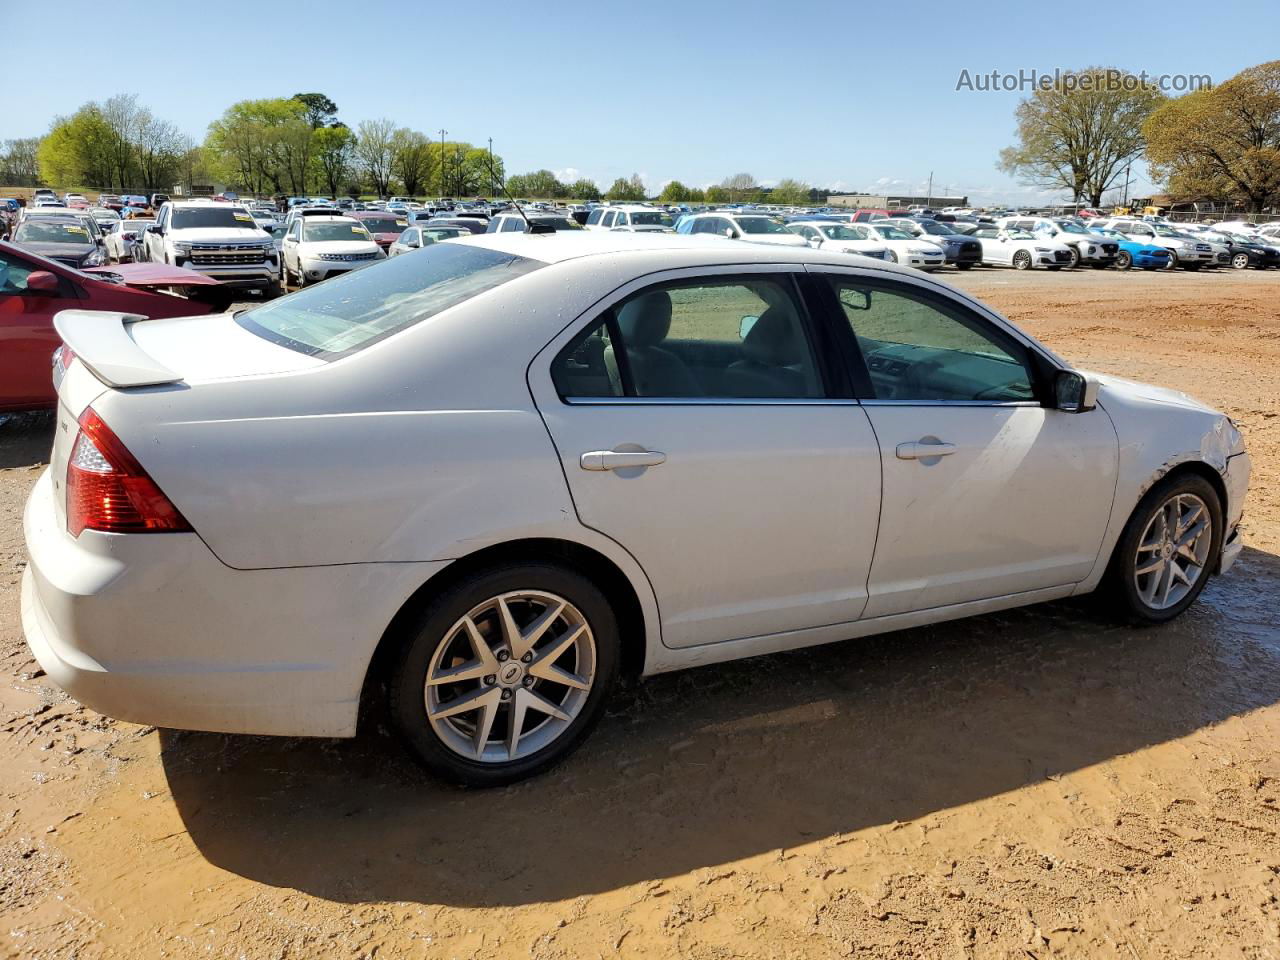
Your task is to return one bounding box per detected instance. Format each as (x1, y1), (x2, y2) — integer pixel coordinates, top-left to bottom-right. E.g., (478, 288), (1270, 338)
(1231, 252), (1250, 270)
(390, 564), (619, 785)
(1013, 250), (1032, 270)
(1105, 473), (1222, 623)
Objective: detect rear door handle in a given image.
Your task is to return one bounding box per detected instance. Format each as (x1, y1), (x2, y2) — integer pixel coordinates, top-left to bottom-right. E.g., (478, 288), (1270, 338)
(895, 440), (957, 460)
(580, 449), (667, 471)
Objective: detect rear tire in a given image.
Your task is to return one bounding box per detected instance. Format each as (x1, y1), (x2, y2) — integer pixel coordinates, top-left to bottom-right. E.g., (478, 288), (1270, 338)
(956, 262), (973, 270)
(389, 563), (620, 786)
(1116, 251), (1133, 270)
(1101, 472), (1223, 625)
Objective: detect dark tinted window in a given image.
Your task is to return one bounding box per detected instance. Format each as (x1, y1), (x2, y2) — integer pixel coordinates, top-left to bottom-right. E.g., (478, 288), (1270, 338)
(553, 276), (822, 400)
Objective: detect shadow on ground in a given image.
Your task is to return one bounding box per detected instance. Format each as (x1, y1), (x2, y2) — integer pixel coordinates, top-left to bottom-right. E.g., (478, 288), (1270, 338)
(0, 412), (54, 469)
(161, 547), (1280, 908)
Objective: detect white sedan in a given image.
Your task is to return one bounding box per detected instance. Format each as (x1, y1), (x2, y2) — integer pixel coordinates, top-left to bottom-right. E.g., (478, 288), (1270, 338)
(104, 219), (153, 263)
(970, 226), (1074, 269)
(388, 225), (470, 257)
(280, 215), (385, 286)
(786, 220), (890, 260)
(860, 223), (946, 269)
(24, 232), (1249, 785)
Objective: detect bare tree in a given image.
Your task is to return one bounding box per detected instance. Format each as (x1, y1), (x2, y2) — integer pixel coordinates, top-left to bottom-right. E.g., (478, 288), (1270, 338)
(355, 118), (396, 197)
(720, 172), (756, 202)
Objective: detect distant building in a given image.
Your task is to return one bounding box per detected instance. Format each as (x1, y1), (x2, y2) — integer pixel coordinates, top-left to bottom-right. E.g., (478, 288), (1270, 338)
(827, 192), (968, 210)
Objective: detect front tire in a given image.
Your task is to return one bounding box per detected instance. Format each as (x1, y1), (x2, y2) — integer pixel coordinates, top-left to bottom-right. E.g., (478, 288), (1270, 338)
(1013, 250), (1032, 270)
(389, 563), (620, 786)
(886, 250), (898, 264)
(1231, 252), (1250, 270)
(1102, 473), (1223, 624)
(1066, 246), (1081, 268)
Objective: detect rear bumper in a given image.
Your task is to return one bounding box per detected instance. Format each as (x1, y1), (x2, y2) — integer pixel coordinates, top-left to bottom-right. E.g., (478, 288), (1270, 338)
(21, 469), (445, 737)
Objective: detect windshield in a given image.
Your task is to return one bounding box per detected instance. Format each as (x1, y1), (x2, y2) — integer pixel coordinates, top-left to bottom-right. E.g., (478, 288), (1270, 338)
(92, 210), (120, 221)
(819, 225), (867, 241)
(534, 217), (582, 231)
(916, 221), (955, 235)
(15, 221), (93, 244)
(423, 228), (464, 241)
(736, 217), (787, 234)
(303, 222), (371, 242)
(874, 226), (914, 240)
(357, 217), (407, 233)
(238, 244), (544, 358)
(1054, 221), (1088, 234)
(171, 207), (257, 229)
(1004, 229), (1035, 239)
(630, 211), (665, 226)
(1152, 224), (1184, 237)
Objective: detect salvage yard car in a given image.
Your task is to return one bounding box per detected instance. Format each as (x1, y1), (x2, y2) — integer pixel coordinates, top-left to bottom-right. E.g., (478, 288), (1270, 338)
(971, 225), (1072, 270)
(785, 220), (889, 260)
(280, 214), (384, 286)
(0, 240), (218, 411)
(141, 200), (282, 295)
(1086, 226), (1172, 270)
(22, 232), (1250, 786)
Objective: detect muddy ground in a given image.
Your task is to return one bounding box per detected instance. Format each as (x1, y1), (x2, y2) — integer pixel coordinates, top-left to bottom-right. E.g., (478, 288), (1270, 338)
(2, 268), (1279, 959)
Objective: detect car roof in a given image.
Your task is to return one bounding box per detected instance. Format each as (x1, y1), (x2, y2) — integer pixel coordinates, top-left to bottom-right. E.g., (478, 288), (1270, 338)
(457, 230), (927, 274)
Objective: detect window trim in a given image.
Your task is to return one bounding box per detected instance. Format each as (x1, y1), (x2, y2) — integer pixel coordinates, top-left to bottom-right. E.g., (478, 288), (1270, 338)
(549, 267), (842, 406)
(807, 267), (1060, 407)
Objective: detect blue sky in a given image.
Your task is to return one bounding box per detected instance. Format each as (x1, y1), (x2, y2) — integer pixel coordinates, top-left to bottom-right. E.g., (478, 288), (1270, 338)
(4, 0), (1277, 203)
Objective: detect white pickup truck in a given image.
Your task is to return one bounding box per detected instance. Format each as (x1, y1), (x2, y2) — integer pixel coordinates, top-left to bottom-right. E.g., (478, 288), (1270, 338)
(140, 201), (282, 295)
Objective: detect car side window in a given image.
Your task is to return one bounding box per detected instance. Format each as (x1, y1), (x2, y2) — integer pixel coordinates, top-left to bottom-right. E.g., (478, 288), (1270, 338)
(586, 209), (602, 225)
(827, 277), (1035, 403)
(601, 211), (616, 228)
(0, 251), (36, 294)
(552, 276), (823, 400)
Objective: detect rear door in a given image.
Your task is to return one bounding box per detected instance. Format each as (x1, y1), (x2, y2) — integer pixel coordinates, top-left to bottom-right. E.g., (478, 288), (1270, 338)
(529, 265), (883, 649)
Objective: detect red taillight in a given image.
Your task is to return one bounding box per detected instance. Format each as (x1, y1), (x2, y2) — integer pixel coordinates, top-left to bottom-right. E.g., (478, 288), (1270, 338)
(66, 409), (192, 537)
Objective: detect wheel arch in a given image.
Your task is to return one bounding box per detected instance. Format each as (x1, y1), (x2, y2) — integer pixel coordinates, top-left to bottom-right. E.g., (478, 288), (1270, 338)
(358, 537), (650, 728)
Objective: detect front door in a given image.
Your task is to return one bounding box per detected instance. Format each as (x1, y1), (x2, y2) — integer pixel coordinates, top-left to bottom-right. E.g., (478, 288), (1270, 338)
(529, 268), (883, 649)
(816, 270), (1118, 618)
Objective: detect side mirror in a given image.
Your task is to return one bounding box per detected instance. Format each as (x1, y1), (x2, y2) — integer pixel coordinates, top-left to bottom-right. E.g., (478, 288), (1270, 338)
(724, 227), (735, 238)
(147, 225), (161, 234)
(25, 271), (58, 293)
(1055, 370), (1100, 413)
(739, 315), (759, 339)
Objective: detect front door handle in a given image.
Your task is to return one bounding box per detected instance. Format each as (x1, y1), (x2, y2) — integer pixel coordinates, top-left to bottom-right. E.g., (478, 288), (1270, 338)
(896, 440), (957, 460)
(580, 449), (667, 471)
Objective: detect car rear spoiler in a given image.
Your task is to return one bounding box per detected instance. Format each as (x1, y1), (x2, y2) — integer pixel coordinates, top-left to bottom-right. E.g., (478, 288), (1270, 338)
(53, 310), (182, 388)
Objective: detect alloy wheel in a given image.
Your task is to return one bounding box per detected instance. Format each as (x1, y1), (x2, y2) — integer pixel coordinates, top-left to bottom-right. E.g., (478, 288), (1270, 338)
(1133, 493), (1213, 611)
(1232, 253), (1250, 270)
(424, 590), (596, 763)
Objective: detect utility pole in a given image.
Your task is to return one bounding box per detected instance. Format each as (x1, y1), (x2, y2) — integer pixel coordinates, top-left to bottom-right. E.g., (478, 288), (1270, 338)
(438, 128), (447, 199)
(926, 171), (933, 208)
(1122, 163), (1131, 208)
(488, 137), (494, 199)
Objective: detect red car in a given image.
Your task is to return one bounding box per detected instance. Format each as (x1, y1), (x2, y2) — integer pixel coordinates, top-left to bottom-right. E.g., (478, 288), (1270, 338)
(0, 241), (221, 412)
(345, 210), (411, 251)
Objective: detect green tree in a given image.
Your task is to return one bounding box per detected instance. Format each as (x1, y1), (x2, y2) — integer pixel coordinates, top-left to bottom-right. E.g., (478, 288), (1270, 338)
(292, 93), (339, 129)
(1144, 60), (1280, 213)
(998, 67), (1165, 206)
(605, 173), (646, 201)
(568, 178), (600, 200)
(705, 185), (728, 203)
(507, 169), (563, 198)
(770, 178), (811, 205)
(659, 180), (690, 202)
(38, 106), (115, 188)
(206, 97), (313, 195)
(314, 125), (356, 198)
(687, 186), (706, 202)
(390, 128), (433, 197)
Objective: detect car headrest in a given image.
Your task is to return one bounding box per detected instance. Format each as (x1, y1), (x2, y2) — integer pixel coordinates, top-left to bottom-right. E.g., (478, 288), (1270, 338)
(742, 308), (804, 366)
(616, 290), (673, 348)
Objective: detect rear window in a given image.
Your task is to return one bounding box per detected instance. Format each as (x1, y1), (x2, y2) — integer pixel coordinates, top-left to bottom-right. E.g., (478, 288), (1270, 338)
(236, 243), (544, 359)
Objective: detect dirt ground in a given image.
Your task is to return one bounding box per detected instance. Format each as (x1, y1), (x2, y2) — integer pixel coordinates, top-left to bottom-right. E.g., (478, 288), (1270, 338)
(2, 267), (1280, 960)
